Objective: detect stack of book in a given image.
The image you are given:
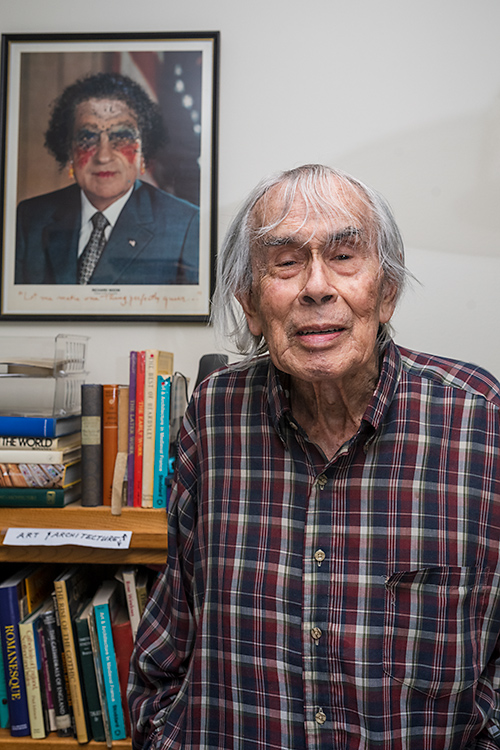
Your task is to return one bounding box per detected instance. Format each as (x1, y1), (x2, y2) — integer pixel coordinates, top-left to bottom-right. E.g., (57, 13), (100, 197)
(0, 562), (153, 741)
(81, 349), (175, 509)
(0, 416), (82, 508)
(0, 334), (87, 508)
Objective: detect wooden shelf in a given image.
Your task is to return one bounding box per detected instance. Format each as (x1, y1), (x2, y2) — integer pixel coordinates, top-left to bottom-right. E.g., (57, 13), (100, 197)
(0, 503), (168, 564)
(0, 728), (130, 747)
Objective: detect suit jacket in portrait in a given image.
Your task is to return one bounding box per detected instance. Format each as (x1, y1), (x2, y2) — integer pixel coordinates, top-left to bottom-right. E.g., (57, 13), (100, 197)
(15, 180), (200, 285)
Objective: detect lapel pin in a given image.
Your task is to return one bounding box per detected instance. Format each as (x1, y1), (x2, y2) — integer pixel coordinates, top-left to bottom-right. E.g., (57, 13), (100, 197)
(129, 239), (137, 247)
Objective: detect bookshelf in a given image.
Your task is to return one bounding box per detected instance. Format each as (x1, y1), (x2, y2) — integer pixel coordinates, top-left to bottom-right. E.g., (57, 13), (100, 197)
(0, 503), (168, 748)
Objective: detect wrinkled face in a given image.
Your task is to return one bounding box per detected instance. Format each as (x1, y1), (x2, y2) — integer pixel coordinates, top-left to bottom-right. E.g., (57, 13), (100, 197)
(239, 178), (397, 386)
(71, 98), (143, 211)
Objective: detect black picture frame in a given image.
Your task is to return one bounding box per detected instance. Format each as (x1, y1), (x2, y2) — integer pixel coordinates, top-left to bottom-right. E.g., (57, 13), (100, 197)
(0, 31), (219, 321)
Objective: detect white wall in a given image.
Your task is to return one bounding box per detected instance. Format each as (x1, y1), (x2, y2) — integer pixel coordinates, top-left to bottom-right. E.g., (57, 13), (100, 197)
(1, 0), (500, 386)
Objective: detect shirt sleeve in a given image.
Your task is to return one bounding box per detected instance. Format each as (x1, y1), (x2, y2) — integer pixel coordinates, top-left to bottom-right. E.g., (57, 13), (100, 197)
(127, 402), (200, 749)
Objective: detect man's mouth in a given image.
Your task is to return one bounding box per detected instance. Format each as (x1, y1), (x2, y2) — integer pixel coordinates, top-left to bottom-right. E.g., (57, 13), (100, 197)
(94, 171), (116, 178)
(297, 327), (345, 336)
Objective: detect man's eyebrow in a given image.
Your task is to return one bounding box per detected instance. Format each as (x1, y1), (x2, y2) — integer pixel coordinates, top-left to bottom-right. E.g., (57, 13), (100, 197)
(260, 226), (363, 247)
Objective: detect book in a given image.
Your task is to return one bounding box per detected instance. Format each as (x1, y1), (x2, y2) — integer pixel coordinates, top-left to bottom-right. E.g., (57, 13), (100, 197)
(19, 601), (51, 739)
(35, 615), (57, 733)
(0, 565), (37, 736)
(81, 384), (103, 507)
(39, 602), (73, 737)
(0, 446), (81, 465)
(0, 483), (81, 507)
(24, 564), (59, 615)
(0, 460), (80, 489)
(86, 600), (112, 747)
(111, 385), (129, 515)
(102, 384), (119, 507)
(92, 580), (127, 740)
(0, 415), (81, 438)
(54, 566), (92, 743)
(133, 352), (146, 507)
(0, 432), (81, 452)
(115, 566), (141, 639)
(0, 647), (9, 728)
(126, 351), (137, 507)
(75, 599), (106, 742)
(142, 351), (174, 508)
(153, 375), (171, 508)
(110, 606), (133, 737)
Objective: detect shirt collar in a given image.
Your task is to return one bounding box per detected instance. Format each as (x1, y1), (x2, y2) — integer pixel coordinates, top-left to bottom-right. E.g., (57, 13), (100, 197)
(265, 339), (403, 447)
(80, 184), (134, 228)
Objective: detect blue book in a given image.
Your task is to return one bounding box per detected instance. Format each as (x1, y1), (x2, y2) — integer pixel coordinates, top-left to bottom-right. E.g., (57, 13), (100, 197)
(0, 415), (81, 438)
(92, 581), (126, 741)
(0, 565), (37, 736)
(153, 375), (171, 508)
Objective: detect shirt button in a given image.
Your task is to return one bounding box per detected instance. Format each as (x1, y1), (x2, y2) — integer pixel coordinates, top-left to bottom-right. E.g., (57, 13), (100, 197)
(316, 474), (327, 488)
(315, 708), (327, 725)
(314, 549), (326, 565)
(311, 626), (322, 641)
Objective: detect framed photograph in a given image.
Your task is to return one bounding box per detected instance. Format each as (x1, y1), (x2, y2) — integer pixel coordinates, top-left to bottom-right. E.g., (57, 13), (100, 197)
(0, 32), (219, 321)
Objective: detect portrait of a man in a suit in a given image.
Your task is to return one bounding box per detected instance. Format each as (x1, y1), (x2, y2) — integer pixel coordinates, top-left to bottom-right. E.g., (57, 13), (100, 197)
(15, 72), (199, 286)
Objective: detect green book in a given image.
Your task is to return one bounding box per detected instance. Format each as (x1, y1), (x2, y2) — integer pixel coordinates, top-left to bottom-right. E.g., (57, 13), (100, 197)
(74, 599), (106, 742)
(0, 484), (80, 507)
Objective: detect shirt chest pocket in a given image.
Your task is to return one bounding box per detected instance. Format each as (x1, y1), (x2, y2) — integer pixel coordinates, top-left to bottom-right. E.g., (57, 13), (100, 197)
(383, 566), (492, 699)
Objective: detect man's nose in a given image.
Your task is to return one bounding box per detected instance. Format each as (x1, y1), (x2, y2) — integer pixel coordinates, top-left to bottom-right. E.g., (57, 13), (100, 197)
(95, 133), (113, 160)
(300, 257), (337, 305)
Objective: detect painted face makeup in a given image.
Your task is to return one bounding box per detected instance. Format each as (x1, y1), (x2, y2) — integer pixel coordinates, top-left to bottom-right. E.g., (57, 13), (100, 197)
(71, 98), (144, 211)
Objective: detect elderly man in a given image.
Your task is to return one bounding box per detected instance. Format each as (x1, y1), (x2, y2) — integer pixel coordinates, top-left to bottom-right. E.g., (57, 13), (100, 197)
(15, 72), (199, 285)
(128, 165), (500, 749)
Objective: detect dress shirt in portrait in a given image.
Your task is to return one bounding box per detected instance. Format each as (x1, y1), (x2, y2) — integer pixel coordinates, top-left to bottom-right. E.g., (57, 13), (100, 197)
(77, 186), (133, 256)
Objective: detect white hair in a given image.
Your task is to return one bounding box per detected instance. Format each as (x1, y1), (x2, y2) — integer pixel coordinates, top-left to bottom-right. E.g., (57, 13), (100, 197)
(211, 164), (407, 361)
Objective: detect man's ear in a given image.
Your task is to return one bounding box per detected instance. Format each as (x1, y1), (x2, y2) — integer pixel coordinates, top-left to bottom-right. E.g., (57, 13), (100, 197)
(379, 281), (398, 325)
(236, 290), (263, 337)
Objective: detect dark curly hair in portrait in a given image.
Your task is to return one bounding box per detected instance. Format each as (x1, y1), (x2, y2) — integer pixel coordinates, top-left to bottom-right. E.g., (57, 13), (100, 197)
(44, 72), (167, 167)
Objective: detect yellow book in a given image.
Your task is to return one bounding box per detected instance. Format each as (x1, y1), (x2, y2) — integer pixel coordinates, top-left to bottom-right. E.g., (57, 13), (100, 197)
(54, 567), (91, 744)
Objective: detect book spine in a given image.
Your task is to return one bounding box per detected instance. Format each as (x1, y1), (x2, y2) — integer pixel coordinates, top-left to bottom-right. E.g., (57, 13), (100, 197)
(0, 587), (30, 736)
(40, 609), (73, 737)
(121, 569), (140, 640)
(102, 385), (119, 507)
(36, 617), (57, 733)
(153, 376), (171, 508)
(0, 449), (69, 463)
(133, 352), (146, 508)
(19, 616), (46, 739)
(127, 351), (137, 507)
(54, 582), (89, 743)
(81, 384), (103, 506)
(94, 604), (126, 740)
(0, 416), (55, 438)
(75, 616), (106, 742)
(141, 350), (158, 508)
(0, 487), (68, 507)
(0, 645), (9, 728)
(111, 386), (129, 515)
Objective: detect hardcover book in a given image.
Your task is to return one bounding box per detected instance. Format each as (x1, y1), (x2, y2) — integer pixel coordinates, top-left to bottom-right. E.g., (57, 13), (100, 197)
(19, 601), (52, 739)
(102, 384), (119, 507)
(81, 384), (103, 507)
(54, 566), (92, 744)
(141, 351), (174, 508)
(0, 565), (37, 736)
(74, 599), (106, 742)
(92, 580), (127, 740)
(39, 603), (73, 737)
(0, 483), (81, 507)
(0, 415), (81, 438)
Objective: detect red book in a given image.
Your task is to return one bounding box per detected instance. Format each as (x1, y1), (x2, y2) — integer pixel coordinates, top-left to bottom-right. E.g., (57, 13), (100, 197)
(133, 352), (146, 507)
(102, 384), (119, 506)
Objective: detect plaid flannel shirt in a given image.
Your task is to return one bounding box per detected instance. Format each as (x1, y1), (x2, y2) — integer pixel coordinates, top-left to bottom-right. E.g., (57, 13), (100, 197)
(128, 341), (500, 750)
